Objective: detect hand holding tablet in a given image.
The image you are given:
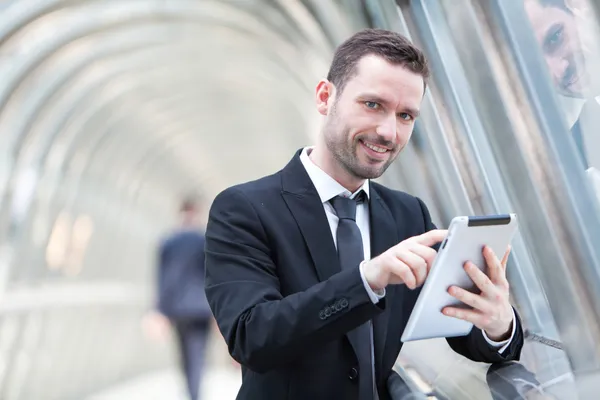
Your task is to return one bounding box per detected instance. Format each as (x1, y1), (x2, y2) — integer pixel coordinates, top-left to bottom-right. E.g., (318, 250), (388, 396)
(443, 244), (514, 342)
(399, 214), (519, 342)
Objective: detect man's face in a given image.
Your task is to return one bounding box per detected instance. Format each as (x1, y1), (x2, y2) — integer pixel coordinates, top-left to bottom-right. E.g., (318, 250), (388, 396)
(320, 55), (424, 180)
(525, 0), (600, 98)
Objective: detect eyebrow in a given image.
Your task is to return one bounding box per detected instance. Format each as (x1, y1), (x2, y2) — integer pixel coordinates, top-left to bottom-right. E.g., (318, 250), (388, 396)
(358, 93), (420, 117)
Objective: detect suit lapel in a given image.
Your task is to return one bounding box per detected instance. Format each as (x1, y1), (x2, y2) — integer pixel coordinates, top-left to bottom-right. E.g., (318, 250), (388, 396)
(369, 185), (400, 376)
(281, 150), (341, 282)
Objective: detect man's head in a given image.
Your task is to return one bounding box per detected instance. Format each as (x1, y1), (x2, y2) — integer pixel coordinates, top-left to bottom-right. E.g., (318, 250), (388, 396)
(313, 28), (429, 189)
(525, 0), (600, 98)
(179, 194), (201, 225)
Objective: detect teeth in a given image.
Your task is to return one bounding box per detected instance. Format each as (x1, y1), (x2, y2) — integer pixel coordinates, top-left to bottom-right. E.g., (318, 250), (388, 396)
(364, 142), (387, 153)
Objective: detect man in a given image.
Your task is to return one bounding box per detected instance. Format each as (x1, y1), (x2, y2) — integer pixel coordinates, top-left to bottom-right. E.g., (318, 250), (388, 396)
(150, 195), (212, 400)
(204, 29), (524, 400)
(524, 0), (600, 195)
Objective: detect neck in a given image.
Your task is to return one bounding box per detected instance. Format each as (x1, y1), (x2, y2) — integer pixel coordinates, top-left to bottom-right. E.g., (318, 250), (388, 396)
(181, 217), (196, 228)
(308, 145), (366, 193)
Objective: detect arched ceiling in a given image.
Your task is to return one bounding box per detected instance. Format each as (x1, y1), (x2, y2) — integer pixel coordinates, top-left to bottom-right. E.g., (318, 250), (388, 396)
(0, 0), (364, 231)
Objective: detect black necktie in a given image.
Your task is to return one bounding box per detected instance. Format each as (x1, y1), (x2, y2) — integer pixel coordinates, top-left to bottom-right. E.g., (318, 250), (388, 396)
(571, 116), (589, 169)
(571, 99), (599, 169)
(330, 192), (375, 400)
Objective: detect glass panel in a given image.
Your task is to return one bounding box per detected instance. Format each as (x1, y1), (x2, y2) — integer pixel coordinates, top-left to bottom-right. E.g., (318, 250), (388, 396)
(368, 0), (600, 397)
(523, 0), (600, 197)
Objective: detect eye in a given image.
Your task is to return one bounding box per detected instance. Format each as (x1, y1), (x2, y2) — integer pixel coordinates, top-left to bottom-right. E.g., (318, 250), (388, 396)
(364, 101), (380, 109)
(398, 112), (413, 121)
(544, 24), (564, 53)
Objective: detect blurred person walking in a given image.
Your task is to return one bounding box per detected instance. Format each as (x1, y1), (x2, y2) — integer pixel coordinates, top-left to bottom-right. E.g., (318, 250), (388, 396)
(145, 194), (212, 400)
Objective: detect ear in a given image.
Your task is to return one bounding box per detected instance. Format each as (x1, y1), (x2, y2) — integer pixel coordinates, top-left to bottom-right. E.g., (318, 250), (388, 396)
(315, 79), (334, 116)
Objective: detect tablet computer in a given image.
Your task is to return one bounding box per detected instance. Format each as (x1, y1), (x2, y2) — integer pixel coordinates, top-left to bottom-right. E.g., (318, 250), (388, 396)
(401, 214), (519, 342)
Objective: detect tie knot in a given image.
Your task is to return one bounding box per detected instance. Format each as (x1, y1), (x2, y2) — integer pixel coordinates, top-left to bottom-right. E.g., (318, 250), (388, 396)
(330, 191), (365, 221)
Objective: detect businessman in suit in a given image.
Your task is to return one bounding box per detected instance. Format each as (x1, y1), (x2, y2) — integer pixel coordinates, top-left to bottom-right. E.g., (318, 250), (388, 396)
(150, 195), (212, 400)
(204, 28), (524, 400)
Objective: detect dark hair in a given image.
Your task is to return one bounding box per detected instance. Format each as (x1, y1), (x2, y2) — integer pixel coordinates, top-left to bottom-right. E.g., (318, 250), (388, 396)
(538, 0), (569, 11)
(326, 28), (430, 94)
(180, 193), (201, 213)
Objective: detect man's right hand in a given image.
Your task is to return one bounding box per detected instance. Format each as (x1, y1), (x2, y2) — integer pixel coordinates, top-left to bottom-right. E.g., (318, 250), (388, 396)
(362, 229), (447, 291)
(142, 310), (171, 341)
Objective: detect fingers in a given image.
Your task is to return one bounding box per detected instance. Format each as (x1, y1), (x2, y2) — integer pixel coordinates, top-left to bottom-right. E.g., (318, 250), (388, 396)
(448, 286), (494, 315)
(394, 242), (438, 287)
(386, 258), (417, 289)
(407, 242), (438, 270)
(501, 245), (512, 268)
(483, 246), (509, 287)
(414, 229), (447, 247)
(385, 231), (445, 289)
(396, 250), (427, 286)
(442, 306), (488, 327)
(464, 261), (497, 296)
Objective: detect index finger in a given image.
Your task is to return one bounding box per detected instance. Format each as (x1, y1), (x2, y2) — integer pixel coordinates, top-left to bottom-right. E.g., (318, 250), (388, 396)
(414, 229), (448, 246)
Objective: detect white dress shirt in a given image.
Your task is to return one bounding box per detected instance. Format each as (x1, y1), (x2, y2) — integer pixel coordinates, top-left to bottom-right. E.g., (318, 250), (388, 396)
(562, 95), (600, 199)
(299, 147), (515, 360)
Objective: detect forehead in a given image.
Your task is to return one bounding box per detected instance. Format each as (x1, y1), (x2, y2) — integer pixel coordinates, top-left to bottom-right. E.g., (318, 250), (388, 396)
(343, 55), (425, 104)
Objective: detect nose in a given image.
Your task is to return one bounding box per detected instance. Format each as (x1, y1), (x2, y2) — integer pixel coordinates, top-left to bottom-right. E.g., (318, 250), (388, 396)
(549, 56), (569, 83)
(375, 113), (397, 143)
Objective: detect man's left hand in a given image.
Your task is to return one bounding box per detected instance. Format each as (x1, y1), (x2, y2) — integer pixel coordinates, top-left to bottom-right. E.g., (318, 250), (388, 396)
(442, 245), (513, 341)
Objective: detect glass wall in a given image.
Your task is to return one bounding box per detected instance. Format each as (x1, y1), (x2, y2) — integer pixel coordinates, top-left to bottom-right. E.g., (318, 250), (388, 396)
(522, 0), (600, 194)
(369, 0), (600, 398)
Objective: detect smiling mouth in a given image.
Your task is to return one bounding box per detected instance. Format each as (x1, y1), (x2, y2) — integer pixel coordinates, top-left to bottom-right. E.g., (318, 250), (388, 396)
(561, 63), (584, 91)
(359, 139), (392, 160)
(566, 73), (581, 89)
(361, 140), (389, 153)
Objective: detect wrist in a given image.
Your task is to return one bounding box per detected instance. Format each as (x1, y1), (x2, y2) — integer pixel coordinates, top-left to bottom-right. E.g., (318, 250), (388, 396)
(486, 320), (513, 342)
(360, 260), (385, 292)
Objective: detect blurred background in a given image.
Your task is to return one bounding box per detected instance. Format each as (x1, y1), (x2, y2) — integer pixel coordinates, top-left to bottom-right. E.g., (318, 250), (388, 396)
(1, 0), (600, 399)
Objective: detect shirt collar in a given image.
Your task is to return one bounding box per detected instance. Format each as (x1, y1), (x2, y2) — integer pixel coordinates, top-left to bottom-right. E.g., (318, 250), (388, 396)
(559, 94), (600, 129)
(299, 146), (370, 203)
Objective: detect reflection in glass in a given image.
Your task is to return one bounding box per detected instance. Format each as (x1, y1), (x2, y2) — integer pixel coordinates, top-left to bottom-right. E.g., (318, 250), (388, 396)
(524, 0), (600, 195)
(486, 361), (570, 399)
(488, 362), (541, 399)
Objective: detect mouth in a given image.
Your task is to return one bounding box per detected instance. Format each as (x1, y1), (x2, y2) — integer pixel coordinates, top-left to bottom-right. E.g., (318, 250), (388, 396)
(566, 73), (581, 89)
(359, 139), (391, 160)
(561, 63), (583, 92)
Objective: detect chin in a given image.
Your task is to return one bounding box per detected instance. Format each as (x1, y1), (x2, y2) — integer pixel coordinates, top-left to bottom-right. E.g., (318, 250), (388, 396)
(352, 165), (387, 180)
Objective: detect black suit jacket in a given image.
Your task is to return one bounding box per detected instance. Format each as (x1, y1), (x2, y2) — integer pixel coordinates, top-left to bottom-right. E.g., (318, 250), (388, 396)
(204, 150), (524, 400)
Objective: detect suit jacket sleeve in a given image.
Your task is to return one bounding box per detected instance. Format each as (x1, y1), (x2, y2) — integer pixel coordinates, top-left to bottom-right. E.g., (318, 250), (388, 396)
(416, 197), (524, 363)
(204, 187), (385, 373)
